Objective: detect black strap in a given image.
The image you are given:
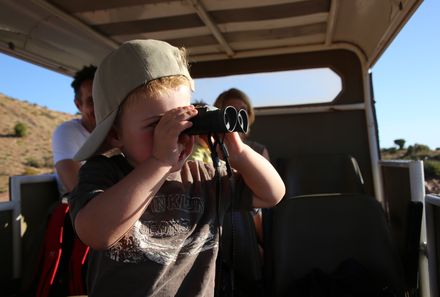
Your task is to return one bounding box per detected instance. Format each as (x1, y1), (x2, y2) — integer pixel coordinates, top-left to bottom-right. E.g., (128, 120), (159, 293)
(209, 133), (235, 297)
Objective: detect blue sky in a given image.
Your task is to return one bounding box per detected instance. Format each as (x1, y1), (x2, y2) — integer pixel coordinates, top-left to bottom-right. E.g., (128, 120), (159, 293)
(372, 0), (439, 149)
(0, 0), (438, 149)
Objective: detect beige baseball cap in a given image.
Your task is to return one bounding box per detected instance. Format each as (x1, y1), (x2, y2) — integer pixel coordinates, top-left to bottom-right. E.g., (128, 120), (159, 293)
(74, 39), (194, 161)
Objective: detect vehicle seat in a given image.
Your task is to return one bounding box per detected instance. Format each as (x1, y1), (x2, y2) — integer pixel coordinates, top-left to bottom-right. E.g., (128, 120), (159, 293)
(266, 193), (405, 297)
(275, 154), (366, 197)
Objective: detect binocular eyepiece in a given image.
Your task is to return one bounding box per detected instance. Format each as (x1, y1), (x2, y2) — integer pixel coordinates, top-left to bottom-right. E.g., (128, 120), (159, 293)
(185, 106), (248, 135)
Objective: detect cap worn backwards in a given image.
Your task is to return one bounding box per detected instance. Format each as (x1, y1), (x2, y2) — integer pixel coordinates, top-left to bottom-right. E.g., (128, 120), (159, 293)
(74, 39), (194, 161)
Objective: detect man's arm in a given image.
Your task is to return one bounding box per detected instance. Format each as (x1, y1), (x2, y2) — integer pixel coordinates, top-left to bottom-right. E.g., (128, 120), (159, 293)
(55, 159), (81, 193)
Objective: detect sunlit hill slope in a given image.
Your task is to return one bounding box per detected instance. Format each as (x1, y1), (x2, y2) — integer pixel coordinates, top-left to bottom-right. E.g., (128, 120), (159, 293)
(0, 93), (75, 201)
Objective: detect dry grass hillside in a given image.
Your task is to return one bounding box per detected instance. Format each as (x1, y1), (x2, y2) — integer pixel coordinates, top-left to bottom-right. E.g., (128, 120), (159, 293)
(0, 93), (75, 201)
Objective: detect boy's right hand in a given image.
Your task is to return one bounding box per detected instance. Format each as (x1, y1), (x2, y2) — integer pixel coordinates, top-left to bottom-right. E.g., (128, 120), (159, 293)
(152, 105), (197, 171)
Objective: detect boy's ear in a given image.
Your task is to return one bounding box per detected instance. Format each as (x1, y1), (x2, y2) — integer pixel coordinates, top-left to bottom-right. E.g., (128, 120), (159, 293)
(107, 126), (123, 148)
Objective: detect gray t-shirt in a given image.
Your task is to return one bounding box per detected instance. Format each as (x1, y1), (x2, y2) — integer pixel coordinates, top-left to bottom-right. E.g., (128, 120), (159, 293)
(69, 154), (252, 297)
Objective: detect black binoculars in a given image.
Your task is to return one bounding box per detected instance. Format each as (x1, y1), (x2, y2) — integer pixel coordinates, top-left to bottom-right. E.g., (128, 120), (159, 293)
(185, 106), (248, 135)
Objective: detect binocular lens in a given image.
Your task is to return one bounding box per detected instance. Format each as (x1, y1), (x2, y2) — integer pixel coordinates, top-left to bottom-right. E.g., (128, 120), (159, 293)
(185, 106), (248, 135)
(223, 106), (238, 132)
(237, 109), (249, 134)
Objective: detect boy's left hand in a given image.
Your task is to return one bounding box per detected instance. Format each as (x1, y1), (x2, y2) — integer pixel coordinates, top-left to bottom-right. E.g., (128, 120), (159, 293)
(221, 132), (246, 165)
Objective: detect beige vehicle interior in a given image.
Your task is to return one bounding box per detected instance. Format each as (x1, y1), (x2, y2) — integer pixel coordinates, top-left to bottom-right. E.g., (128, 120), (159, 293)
(1, 0), (439, 296)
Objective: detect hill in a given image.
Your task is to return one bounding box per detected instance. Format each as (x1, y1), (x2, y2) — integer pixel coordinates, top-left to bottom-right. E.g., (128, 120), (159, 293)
(0, 93), (75, 201)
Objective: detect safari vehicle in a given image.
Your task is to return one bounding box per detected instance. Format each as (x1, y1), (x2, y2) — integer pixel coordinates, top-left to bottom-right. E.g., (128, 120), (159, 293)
(0, 0), (439, 296)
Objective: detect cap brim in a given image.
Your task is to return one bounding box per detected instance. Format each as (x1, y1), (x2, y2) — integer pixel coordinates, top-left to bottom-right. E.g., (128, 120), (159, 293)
(74, 109), (118, 161)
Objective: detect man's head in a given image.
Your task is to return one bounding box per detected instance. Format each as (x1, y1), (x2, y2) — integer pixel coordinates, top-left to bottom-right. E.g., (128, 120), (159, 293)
(74, 39), (193, 161)
(71, 65), (97, 132)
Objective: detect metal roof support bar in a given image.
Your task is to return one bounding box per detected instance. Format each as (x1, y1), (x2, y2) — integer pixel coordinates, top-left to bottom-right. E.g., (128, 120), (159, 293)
(325, 0), (338, 45)
(186, 0), (235, 57)
(30, 0), (118, 49)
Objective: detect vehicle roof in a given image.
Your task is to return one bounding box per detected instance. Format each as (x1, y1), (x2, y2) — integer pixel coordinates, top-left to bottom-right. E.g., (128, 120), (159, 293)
(0, 0), (422, 77)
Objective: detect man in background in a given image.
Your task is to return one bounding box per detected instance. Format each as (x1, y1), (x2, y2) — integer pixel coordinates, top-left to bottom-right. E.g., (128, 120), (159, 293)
(52, 65), (96, 195)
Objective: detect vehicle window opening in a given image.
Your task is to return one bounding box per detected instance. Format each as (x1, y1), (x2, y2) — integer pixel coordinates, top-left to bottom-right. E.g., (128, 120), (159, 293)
(193, 68), (342, 107)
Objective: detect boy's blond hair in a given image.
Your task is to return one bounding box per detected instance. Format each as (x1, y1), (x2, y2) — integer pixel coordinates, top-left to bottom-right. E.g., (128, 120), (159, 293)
(115, 75), (191, 125)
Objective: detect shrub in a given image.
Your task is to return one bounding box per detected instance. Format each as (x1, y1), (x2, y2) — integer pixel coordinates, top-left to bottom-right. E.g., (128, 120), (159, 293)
(424, 160), (440, 179)
(43, 156), (54, 168)
(386, 147), (397, 154)
(405, 143), (431, 159)
(25, 158), (42, 168)
(381, 147), (397, 154)
(14, 122), (28, 137)
(413, 143), (430, 153)
(23, 167), (39, 176)
(394, 139), (406, 150)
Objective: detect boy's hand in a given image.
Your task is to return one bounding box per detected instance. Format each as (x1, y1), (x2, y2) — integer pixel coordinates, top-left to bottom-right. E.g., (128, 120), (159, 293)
(152, 105), (197, 170)
(221, 132), (246, 165)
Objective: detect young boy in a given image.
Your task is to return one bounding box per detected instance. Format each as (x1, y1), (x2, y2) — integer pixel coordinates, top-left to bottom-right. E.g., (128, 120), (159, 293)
(69, 39), (285, 297)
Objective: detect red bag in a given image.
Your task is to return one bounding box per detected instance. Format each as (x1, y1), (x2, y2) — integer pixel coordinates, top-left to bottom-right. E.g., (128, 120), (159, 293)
(34, 202), (89, 297)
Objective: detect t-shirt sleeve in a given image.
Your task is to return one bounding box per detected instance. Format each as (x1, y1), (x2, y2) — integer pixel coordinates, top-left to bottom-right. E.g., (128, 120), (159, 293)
(52, 121), (84, 164)
(68, 156), (122, 229)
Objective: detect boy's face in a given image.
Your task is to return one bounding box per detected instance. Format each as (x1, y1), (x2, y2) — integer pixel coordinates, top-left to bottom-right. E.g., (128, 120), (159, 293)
(114, 84), (192, 168)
